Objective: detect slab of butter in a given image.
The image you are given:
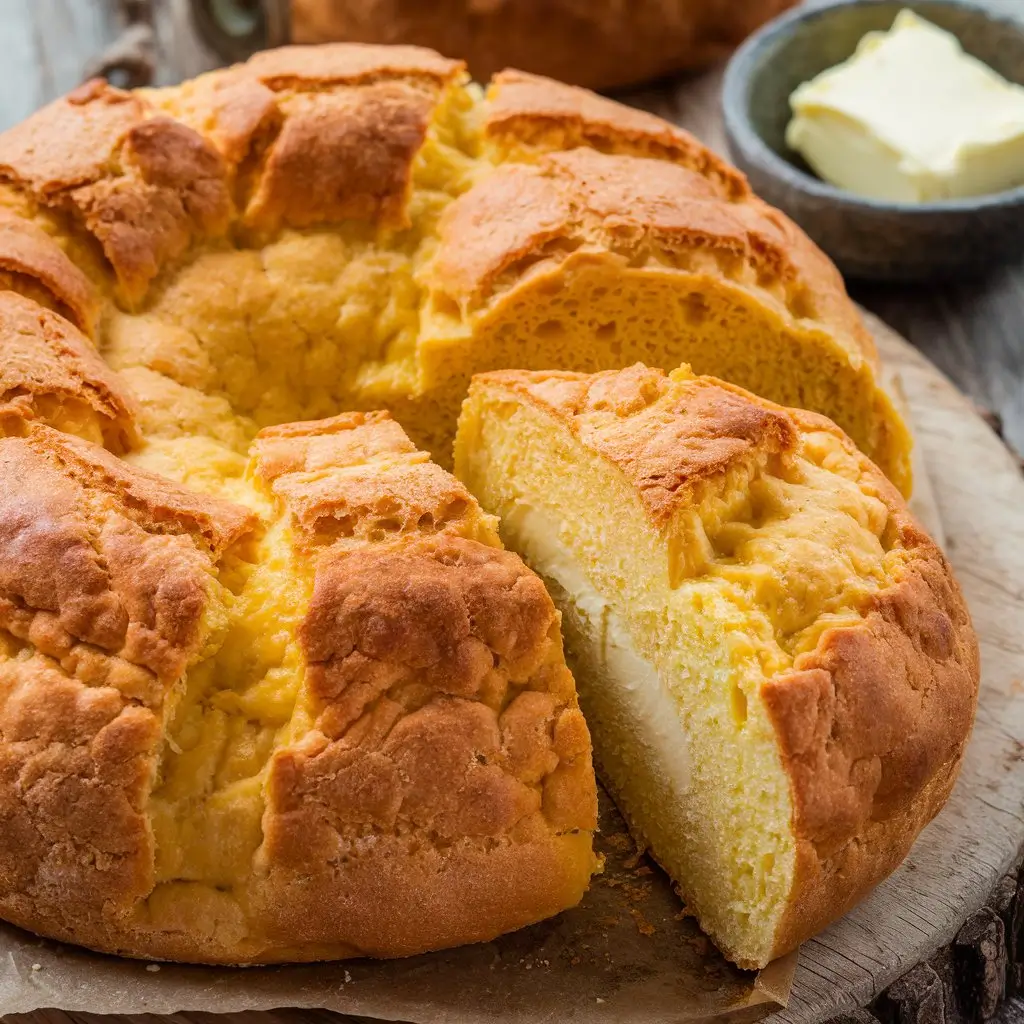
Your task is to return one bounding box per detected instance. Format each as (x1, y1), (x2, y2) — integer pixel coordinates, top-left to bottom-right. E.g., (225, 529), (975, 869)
(786, 10), (1024, 202)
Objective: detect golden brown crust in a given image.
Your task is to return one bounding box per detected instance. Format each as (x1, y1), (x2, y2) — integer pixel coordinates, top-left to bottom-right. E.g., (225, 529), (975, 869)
(244, 83), (435, 234)
(290, 0), (796, 91)
(246, 42), (464, 88)
(158, 46), (465, 240)
(0, 291), (139, 451)
(0, 425), (262, 955)
(762, 488), (979, 959)
(0, 211), (100, 334)
(0, 80), (232, 301)
(485, 69), (749, 198)
(251, 412), (491, 548)
(0, 657), (162, 949)
(470, 364), (796, 526)
(465, 364), (979, 964)
(243, 44), (463, 235)
(0, 425), (258, 699)
(432, 148), (864, 355)
(0, 411), (597, 964)
(251, 410), (415, 477)
(255, 533), (597, 957)
(8, 426), (257, 557)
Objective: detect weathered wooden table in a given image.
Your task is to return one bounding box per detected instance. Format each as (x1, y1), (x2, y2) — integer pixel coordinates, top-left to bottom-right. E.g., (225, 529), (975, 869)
(0, 3), (1022, 1024)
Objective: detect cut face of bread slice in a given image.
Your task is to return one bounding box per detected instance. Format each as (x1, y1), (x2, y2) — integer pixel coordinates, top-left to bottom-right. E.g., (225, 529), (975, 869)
(455, 363), (979, 968)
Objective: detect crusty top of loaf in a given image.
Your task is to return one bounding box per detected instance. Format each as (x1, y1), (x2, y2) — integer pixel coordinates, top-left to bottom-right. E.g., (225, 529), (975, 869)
(0, 291), (139, 451)
(0, 211), (98, 332)
(0, 45), (874, 363)
(468, 363), (799, 525)
(0, 425), (256, 689)
(484, 70), (749, 197)
(250, 411), (497, 549)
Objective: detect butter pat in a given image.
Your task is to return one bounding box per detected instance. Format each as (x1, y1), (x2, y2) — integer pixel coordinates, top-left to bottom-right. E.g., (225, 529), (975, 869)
(786, 10), (1024, 202)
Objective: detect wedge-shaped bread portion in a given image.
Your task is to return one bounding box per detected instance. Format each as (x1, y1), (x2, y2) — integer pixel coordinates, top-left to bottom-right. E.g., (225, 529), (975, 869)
(0, 414), (597, 963)
(455, 364), (979, 968)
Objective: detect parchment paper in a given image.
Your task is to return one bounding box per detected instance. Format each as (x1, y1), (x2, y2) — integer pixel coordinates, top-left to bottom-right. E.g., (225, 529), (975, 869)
(0, 792), (795, 1021)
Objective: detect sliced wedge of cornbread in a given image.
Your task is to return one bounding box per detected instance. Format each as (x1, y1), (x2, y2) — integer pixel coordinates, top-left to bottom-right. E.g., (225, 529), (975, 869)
(455, 363), (978, 968)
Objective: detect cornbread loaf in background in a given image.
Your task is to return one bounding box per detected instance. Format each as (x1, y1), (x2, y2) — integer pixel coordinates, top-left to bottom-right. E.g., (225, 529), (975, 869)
(456, 363), (979, 968)
(192, 0), (799, 90)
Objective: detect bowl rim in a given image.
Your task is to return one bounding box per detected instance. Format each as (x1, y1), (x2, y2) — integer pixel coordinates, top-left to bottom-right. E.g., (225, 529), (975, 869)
(721, 0), (1024, 215)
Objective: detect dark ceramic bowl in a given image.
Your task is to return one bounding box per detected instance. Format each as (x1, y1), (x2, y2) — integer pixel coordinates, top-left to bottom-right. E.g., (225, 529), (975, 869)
(722, 0), (1024, 282)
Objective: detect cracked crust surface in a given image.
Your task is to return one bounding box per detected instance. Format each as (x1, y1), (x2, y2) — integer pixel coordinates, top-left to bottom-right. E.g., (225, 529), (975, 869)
(0, 415), (597, 963)
(457, 364), (978, 965)
(0, 41), (922, 964)
(0, 291), (139, 451)
(251, 412), (498, 549)
(0, 425), (257, 952)
(253, 534), (597, 959)
(0, 39), (907, 487)
(0, 211), (99, 333)
(432, 147), (873, 362)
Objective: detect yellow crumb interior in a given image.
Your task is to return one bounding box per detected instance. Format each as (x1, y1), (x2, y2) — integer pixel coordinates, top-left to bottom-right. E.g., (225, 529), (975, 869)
(454, 383), (904, 967)
(121, 438), (315, 929)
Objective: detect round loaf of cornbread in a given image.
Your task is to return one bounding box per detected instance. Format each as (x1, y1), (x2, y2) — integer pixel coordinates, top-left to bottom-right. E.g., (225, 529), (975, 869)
(288, 0), (798, 91)
(0, 43), (912, 963)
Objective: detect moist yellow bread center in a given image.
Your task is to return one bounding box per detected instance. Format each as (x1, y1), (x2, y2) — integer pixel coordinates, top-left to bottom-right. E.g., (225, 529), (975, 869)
(455, 363), (978, 968)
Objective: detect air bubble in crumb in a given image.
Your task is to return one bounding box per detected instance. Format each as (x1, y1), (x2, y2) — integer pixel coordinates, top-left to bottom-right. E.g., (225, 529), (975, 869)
(344, 970), (352, 983)
(146, 964), (161, 972)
